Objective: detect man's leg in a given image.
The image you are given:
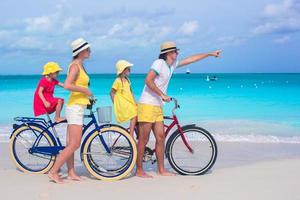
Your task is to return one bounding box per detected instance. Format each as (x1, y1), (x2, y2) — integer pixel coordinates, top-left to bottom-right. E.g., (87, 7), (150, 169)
(129, 116), (137, 140)
(152, 121), (176, 176)
(136, 122), (152, 178)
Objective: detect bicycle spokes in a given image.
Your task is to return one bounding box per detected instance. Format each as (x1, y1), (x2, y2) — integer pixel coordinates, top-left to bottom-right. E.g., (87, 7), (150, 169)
(166, 126), (217, 175)
(82, 128), (136, 179)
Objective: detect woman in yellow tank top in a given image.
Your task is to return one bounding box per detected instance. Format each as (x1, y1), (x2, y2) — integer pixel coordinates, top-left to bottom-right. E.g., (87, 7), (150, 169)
(48, 38), (93, 184)
(67, 63), (90, 106)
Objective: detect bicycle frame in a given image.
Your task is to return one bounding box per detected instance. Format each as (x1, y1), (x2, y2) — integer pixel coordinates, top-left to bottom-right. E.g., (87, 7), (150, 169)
(12, 116), (66, 155)
(145, 98), (194, 154)
(163, 115), (193, 153)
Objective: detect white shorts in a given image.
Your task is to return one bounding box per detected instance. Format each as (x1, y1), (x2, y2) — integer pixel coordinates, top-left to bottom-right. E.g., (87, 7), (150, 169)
(65, 105), (86, 125)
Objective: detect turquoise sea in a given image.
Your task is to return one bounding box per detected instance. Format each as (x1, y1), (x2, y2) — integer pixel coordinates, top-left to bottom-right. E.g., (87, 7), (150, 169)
(0, 73), (299, 143)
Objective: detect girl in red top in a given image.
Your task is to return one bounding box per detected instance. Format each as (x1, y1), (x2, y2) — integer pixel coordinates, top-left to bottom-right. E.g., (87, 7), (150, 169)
(33, 62), (65, 122)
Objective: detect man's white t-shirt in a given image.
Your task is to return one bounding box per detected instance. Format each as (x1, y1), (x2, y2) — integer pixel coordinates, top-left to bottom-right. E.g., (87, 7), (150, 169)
(139, 59), (178, 106)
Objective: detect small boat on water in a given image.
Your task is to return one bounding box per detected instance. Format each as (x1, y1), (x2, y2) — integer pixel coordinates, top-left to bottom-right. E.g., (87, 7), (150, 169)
(186, 68), (191, 74)
(206, 75), (218, 81)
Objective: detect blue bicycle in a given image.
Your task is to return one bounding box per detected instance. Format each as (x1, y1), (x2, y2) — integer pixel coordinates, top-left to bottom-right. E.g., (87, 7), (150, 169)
(9, 99), (137, 181)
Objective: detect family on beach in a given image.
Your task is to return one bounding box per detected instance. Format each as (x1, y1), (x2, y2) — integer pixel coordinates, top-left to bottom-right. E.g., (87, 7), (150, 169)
(33, 38), (222, 183)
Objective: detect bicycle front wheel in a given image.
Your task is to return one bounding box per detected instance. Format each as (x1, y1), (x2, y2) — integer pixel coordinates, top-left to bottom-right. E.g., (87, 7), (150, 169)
(9, 125), (56, 173)
(166, 126), (218, 175)
(82, 126), (137, 181)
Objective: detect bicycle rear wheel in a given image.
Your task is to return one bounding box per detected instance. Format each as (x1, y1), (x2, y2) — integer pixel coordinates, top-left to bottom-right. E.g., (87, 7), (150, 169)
(9, 125), (56, 173)
(166, 126), (217, 175)
(82, 126), (137, 181)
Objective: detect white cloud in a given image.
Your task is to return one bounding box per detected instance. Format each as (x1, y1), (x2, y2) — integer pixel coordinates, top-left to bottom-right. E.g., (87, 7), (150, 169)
(179, 20), (199, 36)
(131, 23), (150, 36)
(25, 16), (53, 32)
(263, 0), (291, 17)
(94, 19), (174, 49)
(108, 24), (123, 36)
(61, 17), (83, 32)
(253, 0), (300, 35)
(217, 35), (247, 46)
(0, 30), (11, 40)
(152, 26), (173, 40)
(10, 36), (47, 50)
(0, 2), (200, 53)
(253, 17), (300, 35)
(274, 35), (291, 44)
(24, 14), (84, 34)
(92, 25), (173, 51)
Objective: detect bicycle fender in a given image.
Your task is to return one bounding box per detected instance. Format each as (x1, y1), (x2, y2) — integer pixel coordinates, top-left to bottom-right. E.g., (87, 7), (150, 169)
(9, 122), (58, 146)
(80, 128), (98, 161)
(10, 123), (33, 139)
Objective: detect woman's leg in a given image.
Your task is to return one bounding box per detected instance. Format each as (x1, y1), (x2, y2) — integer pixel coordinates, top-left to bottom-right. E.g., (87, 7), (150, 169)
(66, 127), (82, 181)
(48, 124), (82, 183)
(152, 121), (176, 176)
(55, 99), (65, 122)
(136, 122), (153, 178)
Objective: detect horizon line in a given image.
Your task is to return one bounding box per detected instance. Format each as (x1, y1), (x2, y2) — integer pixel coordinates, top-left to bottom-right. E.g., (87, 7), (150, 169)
(1, 72), (300, 76)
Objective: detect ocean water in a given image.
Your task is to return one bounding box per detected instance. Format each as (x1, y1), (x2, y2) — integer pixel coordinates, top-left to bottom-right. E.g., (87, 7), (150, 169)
(0, 73), (299, 143)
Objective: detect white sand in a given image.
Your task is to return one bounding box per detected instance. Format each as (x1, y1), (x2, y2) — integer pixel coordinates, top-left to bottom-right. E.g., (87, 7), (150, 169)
(1, 141), (300, 200)
(0, 158), (299, 200)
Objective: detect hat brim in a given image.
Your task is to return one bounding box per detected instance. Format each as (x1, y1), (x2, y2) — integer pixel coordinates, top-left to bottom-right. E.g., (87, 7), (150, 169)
(116, 64), (133, 75)
(42, 68), (62, 75)
(72, 44), (91, 57)
(160, 48), (180, 55)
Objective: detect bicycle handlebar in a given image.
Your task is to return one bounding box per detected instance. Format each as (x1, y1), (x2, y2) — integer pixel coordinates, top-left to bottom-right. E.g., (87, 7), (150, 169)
(87, 97), (97, 110)
(170, 97), (180, 115)
(88, 96), (179, 114)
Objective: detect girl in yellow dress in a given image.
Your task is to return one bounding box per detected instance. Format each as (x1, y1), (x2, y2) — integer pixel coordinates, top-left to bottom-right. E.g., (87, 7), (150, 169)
(110, 60), (137, 139)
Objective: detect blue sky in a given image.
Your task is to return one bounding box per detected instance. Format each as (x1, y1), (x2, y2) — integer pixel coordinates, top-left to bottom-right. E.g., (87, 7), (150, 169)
(0, 0), (299, 74)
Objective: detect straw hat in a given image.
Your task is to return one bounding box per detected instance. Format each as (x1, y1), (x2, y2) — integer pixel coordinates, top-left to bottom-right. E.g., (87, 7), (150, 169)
(42, 62), (62, 75)
(116, 60), (133, 75)
(71, 38), (90, 57)
(160, 41), (179, 55)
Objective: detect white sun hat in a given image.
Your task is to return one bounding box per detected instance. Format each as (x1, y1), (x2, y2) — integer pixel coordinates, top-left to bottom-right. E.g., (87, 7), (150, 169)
(71, 38), (91, 57)
(116, 60), (133, 75)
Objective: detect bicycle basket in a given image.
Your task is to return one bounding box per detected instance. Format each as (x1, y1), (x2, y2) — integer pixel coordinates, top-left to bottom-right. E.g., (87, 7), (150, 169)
(96, 106), (112, 123)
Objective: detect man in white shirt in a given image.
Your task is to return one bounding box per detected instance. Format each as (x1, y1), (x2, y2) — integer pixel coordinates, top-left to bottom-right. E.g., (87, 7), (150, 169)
(136, 41), (222, 178)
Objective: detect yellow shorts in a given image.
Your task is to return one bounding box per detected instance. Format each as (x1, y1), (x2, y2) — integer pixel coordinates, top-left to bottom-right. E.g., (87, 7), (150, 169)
(137, 104), (163, 123)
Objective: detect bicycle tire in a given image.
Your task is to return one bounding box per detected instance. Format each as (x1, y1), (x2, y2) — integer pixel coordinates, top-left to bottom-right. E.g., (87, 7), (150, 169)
(166, 125), (217, 175)
(9, 125), (56, 173)
(82, 126), (137, 181)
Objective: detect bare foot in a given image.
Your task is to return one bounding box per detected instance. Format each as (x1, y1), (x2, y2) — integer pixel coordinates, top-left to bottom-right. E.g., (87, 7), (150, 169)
(67, 173), (83, 181)
(157, 170), (177, 176)
(55, 117), (66, 123)
(136, 170), (153, 178)
(48, 172), (64, 184)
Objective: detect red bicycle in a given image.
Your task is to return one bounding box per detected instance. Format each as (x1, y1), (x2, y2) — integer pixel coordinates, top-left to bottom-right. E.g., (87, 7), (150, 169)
(140, 98), (218, 175)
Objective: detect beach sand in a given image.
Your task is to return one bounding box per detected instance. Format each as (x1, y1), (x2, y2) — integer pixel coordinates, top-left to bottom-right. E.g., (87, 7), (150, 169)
(1, 142), (300, 200)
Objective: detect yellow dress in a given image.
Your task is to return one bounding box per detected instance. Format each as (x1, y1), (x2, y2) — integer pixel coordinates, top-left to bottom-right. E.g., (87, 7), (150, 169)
(112, 78), (137, 123)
